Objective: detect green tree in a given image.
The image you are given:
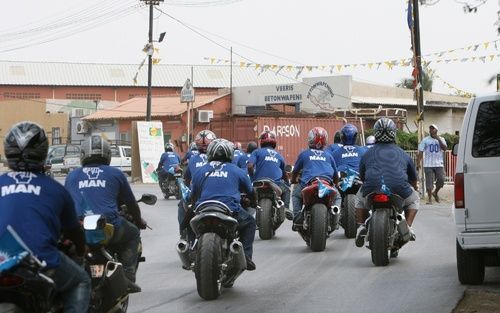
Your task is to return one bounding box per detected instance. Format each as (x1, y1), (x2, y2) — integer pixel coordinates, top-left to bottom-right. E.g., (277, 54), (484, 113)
(396, 69), (434, 92)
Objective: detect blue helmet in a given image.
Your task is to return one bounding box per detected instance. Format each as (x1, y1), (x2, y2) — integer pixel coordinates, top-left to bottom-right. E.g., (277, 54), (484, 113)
(340, 124), (358, 145)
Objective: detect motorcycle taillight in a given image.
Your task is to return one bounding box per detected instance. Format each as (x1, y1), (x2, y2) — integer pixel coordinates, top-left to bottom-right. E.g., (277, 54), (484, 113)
(373, 194), (389, 203)
(0, 274), (24, 287)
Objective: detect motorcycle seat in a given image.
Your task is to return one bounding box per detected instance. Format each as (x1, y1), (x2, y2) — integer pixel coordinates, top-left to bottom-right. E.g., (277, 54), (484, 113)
(195, 200), (233, 214)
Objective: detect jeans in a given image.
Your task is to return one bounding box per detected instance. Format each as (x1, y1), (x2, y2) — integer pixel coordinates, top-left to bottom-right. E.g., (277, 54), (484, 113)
(178, 200), (195, 243)
(278, 181), (291, 209)
(108, 218), (141, 282)
(235, 208), (256, 259)
(47, 252), (91, 313)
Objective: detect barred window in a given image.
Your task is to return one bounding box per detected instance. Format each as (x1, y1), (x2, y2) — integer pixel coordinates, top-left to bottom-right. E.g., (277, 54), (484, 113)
(3, 92), (41, 99)
(65, 93), (102, 100)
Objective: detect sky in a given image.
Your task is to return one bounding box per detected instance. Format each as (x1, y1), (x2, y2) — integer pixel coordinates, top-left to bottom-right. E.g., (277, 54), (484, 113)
(0, 0), (498, 96)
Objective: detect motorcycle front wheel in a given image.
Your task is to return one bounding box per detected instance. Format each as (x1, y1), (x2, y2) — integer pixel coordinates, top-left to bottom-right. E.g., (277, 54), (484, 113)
(195, 232), (223, 300)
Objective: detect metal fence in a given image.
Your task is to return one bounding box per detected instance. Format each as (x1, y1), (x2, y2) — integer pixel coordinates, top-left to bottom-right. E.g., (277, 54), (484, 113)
(406, 150), (456, 184)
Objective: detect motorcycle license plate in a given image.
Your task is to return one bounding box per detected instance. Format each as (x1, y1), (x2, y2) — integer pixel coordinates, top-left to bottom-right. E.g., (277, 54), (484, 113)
(90, 264), (104, 278)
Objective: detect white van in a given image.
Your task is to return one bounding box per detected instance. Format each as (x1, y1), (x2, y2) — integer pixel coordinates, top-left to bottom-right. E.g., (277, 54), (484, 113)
(110, 145), (132, 176)
(453, 92), (500, 285)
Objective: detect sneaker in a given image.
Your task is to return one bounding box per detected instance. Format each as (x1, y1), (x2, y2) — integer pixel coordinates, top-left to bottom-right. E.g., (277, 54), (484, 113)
(355, 225), (367, 248)
(285, 208), (294, 221)
(390, 249), (399, 258)
(409, 227), (416, 241)
(126, 280), (142, 294)
(432, 191), (440, 203)
(245, 256), (256, 271)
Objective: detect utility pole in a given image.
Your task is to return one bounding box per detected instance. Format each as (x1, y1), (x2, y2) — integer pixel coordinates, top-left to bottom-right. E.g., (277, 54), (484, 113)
(412, 0), (426, 194)
(141, 0), (164, 121)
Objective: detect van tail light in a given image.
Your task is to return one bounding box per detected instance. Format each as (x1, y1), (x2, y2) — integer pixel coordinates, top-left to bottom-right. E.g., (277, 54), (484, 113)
(373, 194), (389, 203)
(454, 173), (464, 209)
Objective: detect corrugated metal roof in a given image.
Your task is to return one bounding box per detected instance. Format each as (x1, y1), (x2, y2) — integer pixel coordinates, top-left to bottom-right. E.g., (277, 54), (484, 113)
(0, 60), (296, 88)
(83, 93), (229, 121)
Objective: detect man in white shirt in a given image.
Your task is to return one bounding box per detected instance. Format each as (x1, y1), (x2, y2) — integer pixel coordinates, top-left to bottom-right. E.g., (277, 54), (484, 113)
(417, 124), (447, 204)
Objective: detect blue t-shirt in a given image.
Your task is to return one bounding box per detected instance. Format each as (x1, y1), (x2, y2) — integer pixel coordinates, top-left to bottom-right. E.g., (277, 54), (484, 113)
(331, 145), (365, 173)
(236, 153), (251, 169)
(0, 171), (79, 268)
(158, 151), (181, 172)
(65, 165), (136, 227)
(325, 143), (343, 156)
(184, 153), (208, 182)
(248, 148), (286, 183)
(359, 143), (418, 198)
(232, 150), (244, 166)
(191, 161), (253, 212)
(182, 150), (199, 163)
(293, 149), (338, 187)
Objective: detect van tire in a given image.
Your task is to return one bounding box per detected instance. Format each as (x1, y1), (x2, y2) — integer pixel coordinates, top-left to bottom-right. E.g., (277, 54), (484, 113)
(456, 240), (485, 285)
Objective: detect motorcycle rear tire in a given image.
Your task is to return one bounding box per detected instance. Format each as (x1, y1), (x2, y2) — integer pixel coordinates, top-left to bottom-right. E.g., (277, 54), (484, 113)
(258, 198), (274, 240)
(310, 203), (328, 252)
(343, 194), (357, 238)
(0, 304), (24, 313)
(195, 233), (223, 300)
(370, 209), (390, 266)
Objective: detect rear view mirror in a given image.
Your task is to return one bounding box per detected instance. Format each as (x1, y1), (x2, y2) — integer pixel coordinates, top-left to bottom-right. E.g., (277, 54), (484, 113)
(138, 193), (157, 205)
(452, 143), (458, 156)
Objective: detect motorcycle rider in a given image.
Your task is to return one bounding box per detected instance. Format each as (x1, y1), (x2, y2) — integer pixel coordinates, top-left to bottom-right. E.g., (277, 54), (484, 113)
(181, 142), (199, 167)
(325, 131), (343, 156)
(247, 130), (290, 212)
(365, 135), (376, 149)
(290, 127), (342, 230)
(157, 142), (182, 197)
(232, 141), (244, 165)
(354, 118), (419, 249)
(237, 141), (258, 170)
(65, 135), (147, 292)
(191, 139), (257, 271)
(0, 121), (90, 313)
(330, 124), (365, 173)
(178, 130), (216, 241)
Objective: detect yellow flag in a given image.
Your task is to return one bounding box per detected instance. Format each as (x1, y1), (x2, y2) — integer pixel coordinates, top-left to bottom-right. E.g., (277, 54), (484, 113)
(210, 58), (215, 64)
(490, 55), (496, 61)
(336, 65), (342, 71)
(240, 62), (245, 68)
(271, 64), (277, 70)
(484, 42), (490, 49)
(306, 66), (313, 72)
(368, 63), (374, 69)
(286, 65), (293, 71)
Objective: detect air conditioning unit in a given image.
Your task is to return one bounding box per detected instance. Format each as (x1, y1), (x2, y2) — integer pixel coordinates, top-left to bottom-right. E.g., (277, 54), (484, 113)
(72, 108), (86, 117)
(198, 110), (213, 123)
(76, 121), (90, 134)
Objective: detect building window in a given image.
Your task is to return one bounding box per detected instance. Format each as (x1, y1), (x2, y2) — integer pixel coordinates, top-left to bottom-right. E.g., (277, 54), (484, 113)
(119, 132), (129, 143)
(3, 92), (41, 99)
(65, 93), (102, 100)
(52, 127), (61, 145)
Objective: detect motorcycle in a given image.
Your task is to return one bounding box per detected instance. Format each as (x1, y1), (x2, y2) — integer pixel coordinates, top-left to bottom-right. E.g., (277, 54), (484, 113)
(364, 191), (412, 266)
(253, 179), (285, 240)
(297, 178), (340, 252)
(159, 167), (182, 200)
(84, 193), (156, 313)
(176, 197), (249, 300)
(0, 226), (63, 313)
(338, 168), (363, 238)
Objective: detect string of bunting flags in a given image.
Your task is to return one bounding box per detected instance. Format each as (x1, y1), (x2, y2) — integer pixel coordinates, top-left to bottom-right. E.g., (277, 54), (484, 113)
(425, 67), (474, 98)
(132, 43), (162, 85)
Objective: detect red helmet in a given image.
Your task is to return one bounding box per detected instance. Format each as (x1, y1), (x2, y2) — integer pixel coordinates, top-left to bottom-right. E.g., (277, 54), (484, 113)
(195, 130), (216, 153)
(259, 130), (277, 148)
(308, 127), (328, 149)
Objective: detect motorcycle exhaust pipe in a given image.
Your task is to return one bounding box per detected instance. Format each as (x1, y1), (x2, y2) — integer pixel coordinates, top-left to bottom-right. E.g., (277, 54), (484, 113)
(276, 199), (285, 208)
(330, 206), (340, 215)
(396, 214), (411, 242)
(176, 240), (192, 270)
(229, 240), (247, 271)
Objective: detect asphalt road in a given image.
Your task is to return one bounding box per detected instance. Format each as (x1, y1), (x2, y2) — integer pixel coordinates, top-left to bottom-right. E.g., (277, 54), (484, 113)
(124, 183), (471, 313)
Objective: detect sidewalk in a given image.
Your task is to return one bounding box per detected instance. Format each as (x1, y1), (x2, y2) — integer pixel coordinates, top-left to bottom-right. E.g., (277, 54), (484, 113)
(418, 183), (454, 205)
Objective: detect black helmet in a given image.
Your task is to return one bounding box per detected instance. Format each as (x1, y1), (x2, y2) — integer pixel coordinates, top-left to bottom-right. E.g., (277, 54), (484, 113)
(374, 118), (397, 143)
(165, 142), (174, 152)
(4, 121), (49, 171)
(333, 131), (341, 144)
(206, 138), (234, 162)
(80, 135), (111, 166)
(246, 141), (258, 154)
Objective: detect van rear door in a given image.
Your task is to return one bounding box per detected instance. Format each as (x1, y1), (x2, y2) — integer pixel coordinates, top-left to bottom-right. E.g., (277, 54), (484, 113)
(463, 96), (500, 231)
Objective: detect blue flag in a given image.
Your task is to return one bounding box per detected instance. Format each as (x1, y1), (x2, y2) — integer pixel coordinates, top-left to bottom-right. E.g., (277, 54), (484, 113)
(317, 178), (333, 199)
(0, 226), (31, 273)
(178, 179), (191, 202)
(407, 0), (413, 29)
(340, 168), (360, 192)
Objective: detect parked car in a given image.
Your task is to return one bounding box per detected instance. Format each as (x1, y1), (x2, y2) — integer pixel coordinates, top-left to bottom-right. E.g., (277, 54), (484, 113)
(110, 145), (132, 176)
(453, 92), (500, 285)
(46, 144), (81, 175)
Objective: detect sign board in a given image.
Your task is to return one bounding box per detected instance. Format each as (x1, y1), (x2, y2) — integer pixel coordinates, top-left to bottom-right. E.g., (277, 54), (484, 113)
(136, 121), (164, 183)
(181, 78), (195, 103)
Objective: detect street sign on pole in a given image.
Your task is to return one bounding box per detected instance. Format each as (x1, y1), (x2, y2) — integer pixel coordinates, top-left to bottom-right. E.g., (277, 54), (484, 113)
(181, 78), (195, 103)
